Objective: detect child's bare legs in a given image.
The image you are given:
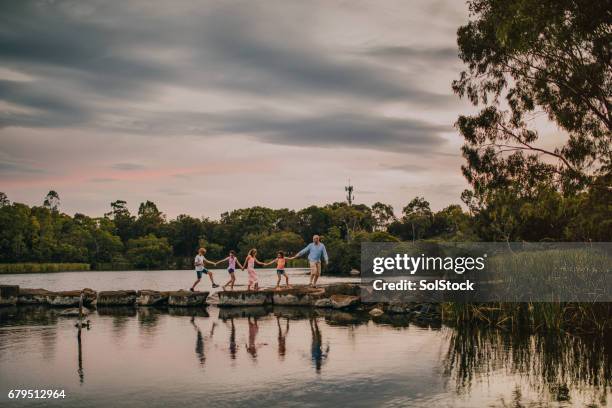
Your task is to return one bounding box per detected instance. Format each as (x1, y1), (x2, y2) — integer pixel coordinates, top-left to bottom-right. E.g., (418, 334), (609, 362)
(191, 278), (201, 291)
(284, 275), (291, 288)
(275, 274), (281, 289)
(223, 273), (235, 290)
(207, 271), (218, 287)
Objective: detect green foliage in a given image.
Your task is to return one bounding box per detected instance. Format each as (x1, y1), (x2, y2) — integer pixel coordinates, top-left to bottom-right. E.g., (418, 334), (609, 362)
(324, 229), (399, 274)
(454, 0), (611, 194)
(453, 0), (612, 242)
(0, 191), (483, 273)
(239, 231), (305, 261)
(464, 181), (611, 241)
(371, 202), (396, 231)
(125, 234), (172, 269)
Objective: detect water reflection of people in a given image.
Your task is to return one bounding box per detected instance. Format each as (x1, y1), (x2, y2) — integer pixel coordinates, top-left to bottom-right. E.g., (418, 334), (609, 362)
(228, 318), (238, 360)
(309, 317), (329, 373)
(246, 316), (259, 359)
(190, 317), (216, 366)
(277, 316), (289, 360)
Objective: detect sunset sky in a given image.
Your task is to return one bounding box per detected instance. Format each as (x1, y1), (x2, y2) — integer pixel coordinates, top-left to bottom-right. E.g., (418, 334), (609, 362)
(1, 0), (478, 218)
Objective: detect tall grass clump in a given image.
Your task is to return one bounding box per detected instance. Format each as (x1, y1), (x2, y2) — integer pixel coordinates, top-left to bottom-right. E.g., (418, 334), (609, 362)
(0, 263), (90, 274)
(442, 247), (611, 333)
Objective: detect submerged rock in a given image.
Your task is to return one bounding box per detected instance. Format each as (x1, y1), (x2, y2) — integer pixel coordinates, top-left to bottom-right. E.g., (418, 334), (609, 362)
(330, 294), (359, 309)
(96, 290), (137, 306)
(18, 288), (53, 304)
(167, 290), (208, 307)
(320, 309), (369, 325)
(314, 298), (333, 308)
(137, 290), (169, 306)
(0, 285), (19, 306)
(217, 290), (272, 306)
(369, 307), (384, 317)
(218, 306), (268, 319)
(272, 287), (325, 306)
(273, 306), (317, 319)
(59, 307), (90, 317)
(96, 306), (137, 316)
(322, 283), (361, 297)
(386, 302), (414, 314)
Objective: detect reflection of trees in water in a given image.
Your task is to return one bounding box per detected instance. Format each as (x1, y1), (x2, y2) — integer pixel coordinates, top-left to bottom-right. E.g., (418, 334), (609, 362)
(444, 325), (611, 404)
(137, 307), (162, 348)
(0, 305), (58, 326)
(0, 306), (60, 362)
(309, 317), (330, 373)
(138, 307), (161, 331)
(97, 306), (136, 340)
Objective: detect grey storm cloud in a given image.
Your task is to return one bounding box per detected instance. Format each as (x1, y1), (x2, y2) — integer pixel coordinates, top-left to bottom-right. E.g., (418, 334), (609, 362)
(207, 111), (450, 152)
(380, 163), (429, 173)
(0, 154), (45, 174)
(0, 0), (460, 152)
(360, 46), (459, 62)
(93, 109), (450, 153)
(111, 163), (146, 171)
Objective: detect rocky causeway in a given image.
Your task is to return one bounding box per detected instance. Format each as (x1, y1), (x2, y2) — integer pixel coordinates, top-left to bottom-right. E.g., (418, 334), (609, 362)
(0, 283), (441, 321)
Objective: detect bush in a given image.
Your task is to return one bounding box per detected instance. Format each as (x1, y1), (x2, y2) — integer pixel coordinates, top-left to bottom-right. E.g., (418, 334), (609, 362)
(324, 229), (399, 275)
(126, 234), (173, 269)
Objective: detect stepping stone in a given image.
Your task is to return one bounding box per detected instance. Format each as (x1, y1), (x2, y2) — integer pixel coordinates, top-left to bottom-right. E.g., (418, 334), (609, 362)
(272, 287), (325, 306)
(137, 290), (169, 306)
(96, 290), (137, 306)
(18, 288), (53, 304)
(47, 289), (97, 307)
(0, 285), (19, 306)
(330, 294), (359, 309)
(217, 290), (272, 306)
(167, 290), (208, 307)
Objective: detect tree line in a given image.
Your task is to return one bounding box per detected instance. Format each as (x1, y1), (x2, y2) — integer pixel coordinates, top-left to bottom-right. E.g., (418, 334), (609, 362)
(0, 184), (608, 274)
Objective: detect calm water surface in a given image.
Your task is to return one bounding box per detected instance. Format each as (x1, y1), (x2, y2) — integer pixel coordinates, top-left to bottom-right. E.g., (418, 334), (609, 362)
(0, 270), (610, 407)
(0, 268), (358, 293)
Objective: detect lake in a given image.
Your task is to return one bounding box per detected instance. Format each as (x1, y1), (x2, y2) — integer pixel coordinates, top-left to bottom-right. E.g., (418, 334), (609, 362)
(0, 270), (610, 407)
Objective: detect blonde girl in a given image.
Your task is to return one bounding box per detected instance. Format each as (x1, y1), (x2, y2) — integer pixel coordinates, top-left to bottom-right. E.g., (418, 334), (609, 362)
(243, 248), (265, 291)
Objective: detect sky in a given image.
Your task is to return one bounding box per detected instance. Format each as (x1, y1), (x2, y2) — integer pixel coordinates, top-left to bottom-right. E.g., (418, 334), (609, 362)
(0, 0), (477, 219)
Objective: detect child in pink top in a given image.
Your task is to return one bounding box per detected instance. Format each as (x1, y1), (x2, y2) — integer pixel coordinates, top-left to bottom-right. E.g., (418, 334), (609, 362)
(218, 250), (244, 291)
(243, 248), (265, 291)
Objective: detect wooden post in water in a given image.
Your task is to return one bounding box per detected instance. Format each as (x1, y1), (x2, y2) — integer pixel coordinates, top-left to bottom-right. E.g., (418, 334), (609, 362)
(78, 290), (84, 329)
(77, 289), (84, 383)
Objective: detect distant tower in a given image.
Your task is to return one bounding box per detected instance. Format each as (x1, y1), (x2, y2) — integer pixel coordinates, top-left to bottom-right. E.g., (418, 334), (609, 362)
(345, 179), (354, 206)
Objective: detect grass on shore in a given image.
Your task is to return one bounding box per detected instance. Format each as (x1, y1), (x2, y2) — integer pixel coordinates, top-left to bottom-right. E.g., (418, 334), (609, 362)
(442, 302), (612, 334)
(442, 247), (611, 334)
(0, 263), (90, 274)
